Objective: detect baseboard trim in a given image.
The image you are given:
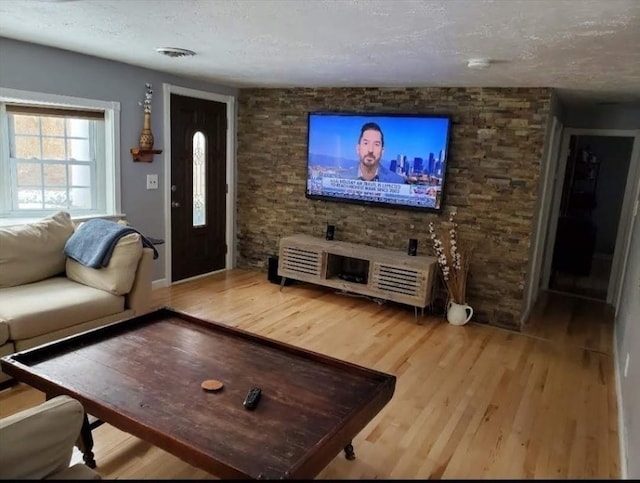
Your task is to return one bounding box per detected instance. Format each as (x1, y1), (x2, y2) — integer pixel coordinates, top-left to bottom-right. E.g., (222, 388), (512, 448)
(153, 269), (228, 289)
(152, 279), (168, 289)
(520, 304), (533, 328)
(613, 324), (628, 479)
(173, 269), (227, 285)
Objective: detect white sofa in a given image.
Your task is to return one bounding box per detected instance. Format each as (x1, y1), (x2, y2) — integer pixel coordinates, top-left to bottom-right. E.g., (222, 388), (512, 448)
(0, 212), (154, 385)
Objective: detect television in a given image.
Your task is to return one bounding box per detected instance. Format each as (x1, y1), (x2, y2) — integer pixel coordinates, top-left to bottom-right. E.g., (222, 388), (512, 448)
(305, 112), (451, 213)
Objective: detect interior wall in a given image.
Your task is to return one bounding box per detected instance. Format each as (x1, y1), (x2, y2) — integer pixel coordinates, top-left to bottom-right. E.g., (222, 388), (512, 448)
(615, 193), (640, 479)
(237, 87), (551, 330)
(564, 104), (640, 130)
(576, 135), (633, 254)
(0, 37), (238, 281)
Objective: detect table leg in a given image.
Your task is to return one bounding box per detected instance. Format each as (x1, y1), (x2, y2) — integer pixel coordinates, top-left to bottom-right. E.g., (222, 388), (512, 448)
(76, 412), (97, 469)
(344, 441), (356, 460)
(279, 276), (287, 291)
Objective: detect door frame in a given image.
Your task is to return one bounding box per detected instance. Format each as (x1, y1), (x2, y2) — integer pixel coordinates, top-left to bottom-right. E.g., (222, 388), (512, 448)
(162, 84), (236, 286)
(522, 115), (563, 324)
(540, 128), (640, 310)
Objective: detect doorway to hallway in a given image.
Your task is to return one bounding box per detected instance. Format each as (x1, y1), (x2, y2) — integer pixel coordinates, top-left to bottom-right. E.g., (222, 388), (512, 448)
(548, 134), (634, 301)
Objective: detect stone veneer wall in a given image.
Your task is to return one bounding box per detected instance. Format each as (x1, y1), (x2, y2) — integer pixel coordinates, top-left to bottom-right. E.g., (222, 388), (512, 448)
(236, 87), (551, 330)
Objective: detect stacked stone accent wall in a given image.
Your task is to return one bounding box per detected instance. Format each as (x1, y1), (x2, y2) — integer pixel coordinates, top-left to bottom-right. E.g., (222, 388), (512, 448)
(236, 87), (551, 330)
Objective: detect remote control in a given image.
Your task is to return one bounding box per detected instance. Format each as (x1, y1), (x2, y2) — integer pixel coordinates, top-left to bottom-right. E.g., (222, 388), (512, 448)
(243, 387), (261, 410)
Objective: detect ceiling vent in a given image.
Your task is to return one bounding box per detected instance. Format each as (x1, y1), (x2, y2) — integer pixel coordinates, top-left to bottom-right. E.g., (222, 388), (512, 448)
(156, 47), (196, 58)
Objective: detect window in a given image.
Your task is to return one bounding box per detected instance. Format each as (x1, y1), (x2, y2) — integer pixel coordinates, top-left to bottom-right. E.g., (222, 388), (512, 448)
(192, 131), (206, 227)
(0, 88), (120, 220)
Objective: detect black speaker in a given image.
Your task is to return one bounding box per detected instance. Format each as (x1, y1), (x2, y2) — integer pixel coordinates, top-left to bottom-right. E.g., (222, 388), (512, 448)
(408, 238), (418, 256)
(326, 224), (335, 240)
(267, 256), (293, 285)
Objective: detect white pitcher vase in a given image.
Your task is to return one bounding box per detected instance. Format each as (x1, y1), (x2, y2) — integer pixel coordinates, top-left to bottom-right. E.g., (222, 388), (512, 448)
(447, 301), (473, 326)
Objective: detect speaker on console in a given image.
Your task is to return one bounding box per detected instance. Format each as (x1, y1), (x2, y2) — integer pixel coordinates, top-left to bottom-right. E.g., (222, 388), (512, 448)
(408, 238), (418, 256)
(326, 224), (335, 241)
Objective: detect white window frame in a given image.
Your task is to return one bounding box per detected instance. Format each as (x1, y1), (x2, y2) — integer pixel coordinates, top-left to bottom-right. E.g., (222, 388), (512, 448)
(0, 87), (121, 221)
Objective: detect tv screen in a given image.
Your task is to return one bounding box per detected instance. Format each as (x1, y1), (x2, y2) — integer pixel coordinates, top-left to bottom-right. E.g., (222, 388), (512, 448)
(306, 112), (451, 212)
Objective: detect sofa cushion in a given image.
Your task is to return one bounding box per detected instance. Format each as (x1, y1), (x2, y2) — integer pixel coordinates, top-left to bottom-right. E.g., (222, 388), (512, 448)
(0, 277), (124, 341)
(0, 211), (75, 289)
(0, 320), (8, 346)
(66, 233), (143, 295)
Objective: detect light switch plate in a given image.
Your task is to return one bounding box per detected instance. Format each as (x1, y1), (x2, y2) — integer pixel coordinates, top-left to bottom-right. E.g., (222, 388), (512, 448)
(146, 174), (158, 190)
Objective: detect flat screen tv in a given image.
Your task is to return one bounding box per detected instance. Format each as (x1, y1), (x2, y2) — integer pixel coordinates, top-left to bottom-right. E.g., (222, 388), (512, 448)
(306, 112), (451, 212)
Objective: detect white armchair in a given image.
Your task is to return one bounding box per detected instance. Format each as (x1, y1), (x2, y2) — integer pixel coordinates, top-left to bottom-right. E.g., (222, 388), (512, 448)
(0, 395), (101, 480)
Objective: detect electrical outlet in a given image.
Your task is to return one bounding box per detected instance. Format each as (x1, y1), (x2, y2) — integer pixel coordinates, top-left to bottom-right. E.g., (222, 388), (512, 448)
(624, 353), (630, 378)
(146, 174), (158, 190)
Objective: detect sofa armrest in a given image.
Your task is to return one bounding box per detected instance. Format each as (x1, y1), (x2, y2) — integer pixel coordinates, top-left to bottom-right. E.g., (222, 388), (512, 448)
(126, 247), (153, 315)
(0, 396), (84, 479)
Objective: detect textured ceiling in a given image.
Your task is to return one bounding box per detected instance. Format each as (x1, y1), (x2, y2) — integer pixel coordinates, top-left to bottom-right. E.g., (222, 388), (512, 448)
(1, 0), (639, 107)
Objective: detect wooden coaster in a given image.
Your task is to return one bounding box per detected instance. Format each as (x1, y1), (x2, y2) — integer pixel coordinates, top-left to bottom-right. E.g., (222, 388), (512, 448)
(201, 379), (224, 391)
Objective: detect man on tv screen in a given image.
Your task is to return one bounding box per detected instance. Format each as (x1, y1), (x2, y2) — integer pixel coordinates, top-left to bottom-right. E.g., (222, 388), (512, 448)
(343, 122), (405, 184)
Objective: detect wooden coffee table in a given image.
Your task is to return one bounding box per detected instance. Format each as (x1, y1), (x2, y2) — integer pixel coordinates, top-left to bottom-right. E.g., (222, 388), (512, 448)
(1, 308), (396, 479)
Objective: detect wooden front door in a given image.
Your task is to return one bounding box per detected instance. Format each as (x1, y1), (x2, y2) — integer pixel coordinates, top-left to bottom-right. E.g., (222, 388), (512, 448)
(170, 94), (227, 282)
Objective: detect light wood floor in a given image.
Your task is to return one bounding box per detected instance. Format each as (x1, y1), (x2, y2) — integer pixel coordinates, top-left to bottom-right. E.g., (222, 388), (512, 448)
(0, 269), (620, 479)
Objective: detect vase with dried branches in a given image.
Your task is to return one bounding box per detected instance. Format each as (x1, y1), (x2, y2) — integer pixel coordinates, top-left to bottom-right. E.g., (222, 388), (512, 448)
(429, 212), (474, 325)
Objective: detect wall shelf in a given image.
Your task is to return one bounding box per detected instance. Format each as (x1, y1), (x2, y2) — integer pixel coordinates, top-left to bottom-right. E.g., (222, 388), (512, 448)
(130, 148), (163, 163)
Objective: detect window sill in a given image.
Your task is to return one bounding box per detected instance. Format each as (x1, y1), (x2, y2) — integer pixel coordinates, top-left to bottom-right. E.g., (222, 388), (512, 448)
(0, 213), (127, 228)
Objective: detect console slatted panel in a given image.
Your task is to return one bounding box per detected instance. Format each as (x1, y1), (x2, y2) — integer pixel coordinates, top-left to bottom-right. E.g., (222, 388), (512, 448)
(281, 246), (322, 276)
(372, 265), (423, 297)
